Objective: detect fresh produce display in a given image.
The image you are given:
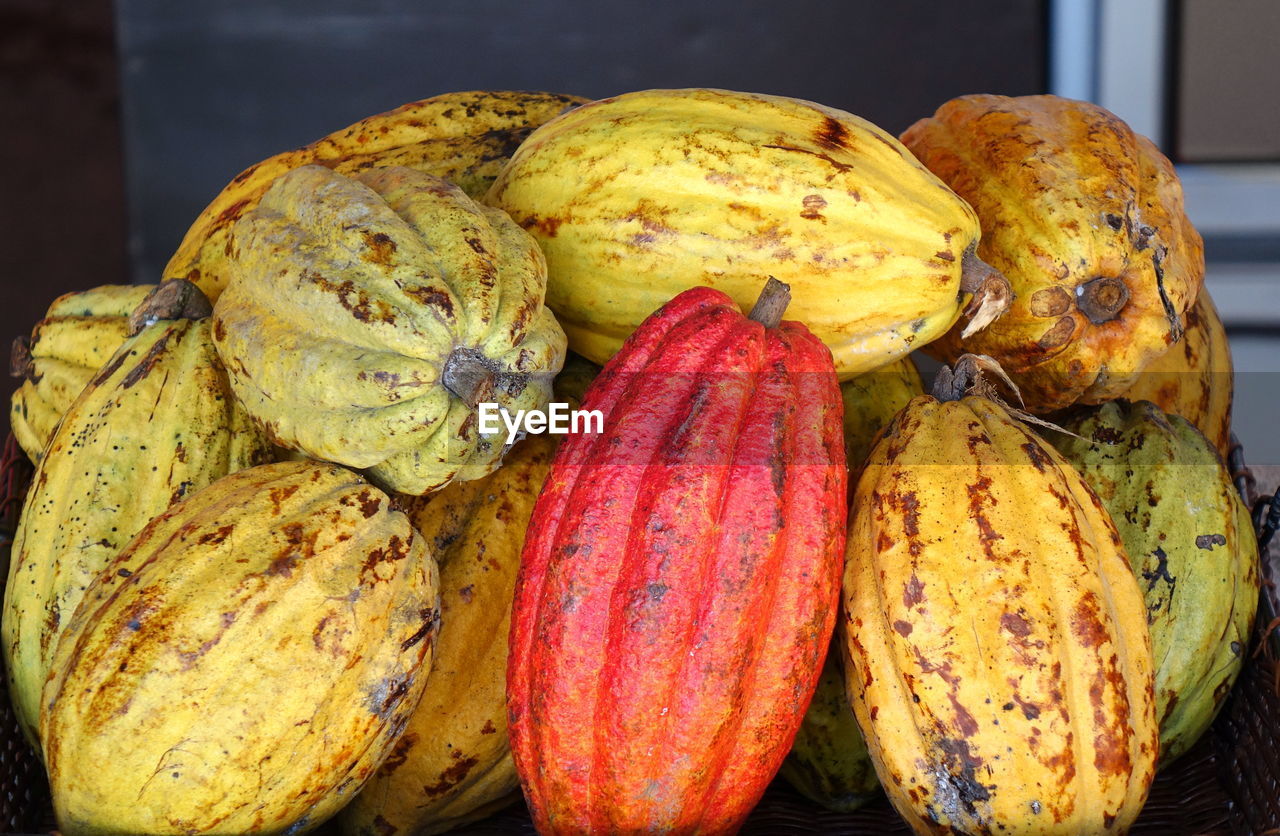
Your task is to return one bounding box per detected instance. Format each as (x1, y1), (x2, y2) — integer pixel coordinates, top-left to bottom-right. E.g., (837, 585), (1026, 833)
(164, 90), (587, 301)
(844, 356), (1158, 834)
(212, 164), (567, 495)
(0, 84), (1264, 835)
(508, 279), (848, 833)
(41, 460), (440, 835)
(902, 94), (1204, 412)
(341, 434), (555, 836)
(1122, 290), (1233, 458)
(2, 281), (271, 749)
(1050, 400), (1259, 766)
(486, 87), (1011, 377)
(779, 649), (880, 812)
(9, 283), (154, 462)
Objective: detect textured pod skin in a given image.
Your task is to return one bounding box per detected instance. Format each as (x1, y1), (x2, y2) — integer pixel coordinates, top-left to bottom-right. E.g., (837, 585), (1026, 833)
(1121, 291), (1232, 459)
(213, 164), (566, 495)
(487, 88), (998, 378)
(845, 394), (1157, 834)
(840, 355), (924, 475)
(903, 95), (1204, 411)
(9, 284), (155, 462)
(508, 285), (848, 834)
(1049, 400), (1258, 766)
(165, 90), (587, 301)
(41, 461), (440, 835)
(2, 310), (270, 749)
(778, 646), (880, 812)
(341, 434), (555, 836)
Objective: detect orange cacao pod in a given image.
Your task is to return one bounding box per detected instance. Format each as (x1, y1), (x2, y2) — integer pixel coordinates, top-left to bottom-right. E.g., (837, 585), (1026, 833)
(902, 95), (1203, 412)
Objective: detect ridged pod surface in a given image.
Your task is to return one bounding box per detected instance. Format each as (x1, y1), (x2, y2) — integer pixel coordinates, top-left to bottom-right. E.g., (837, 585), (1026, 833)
(213, 164), (566, 495)
(42, 461), (440, 835)
(9, 284), (155, 462)
(508, 282), (848, 833)
(840, 355), (924, 476)
(487, 88), (1010, 378)
(2, 283), (270, 749)
(844, 365), (1157, 834)
(1049, 399), (1257, 766)
(778, 648), (880, 812)
(902, 95), (1203, 411)
(341, 434), (555, 836)
(1121, 290), (1233, 459)
(165, 90), (586, 301)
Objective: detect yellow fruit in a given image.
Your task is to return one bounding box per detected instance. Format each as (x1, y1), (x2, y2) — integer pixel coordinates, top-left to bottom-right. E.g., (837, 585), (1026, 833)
(9, 284), (155, 462)
(841, 355), (923, 474)
(165, 90), (586, 301)
(3, 282), (269, 749)
(212, 164), (566, 495)
(486, 87), (1010, 378)
(342, 434), (554, 835)
(902, 94), (1203, 411)
(1122, 290), (1232, 458)
(42, 461), (440, 835)
(844, 356), (1157, 834)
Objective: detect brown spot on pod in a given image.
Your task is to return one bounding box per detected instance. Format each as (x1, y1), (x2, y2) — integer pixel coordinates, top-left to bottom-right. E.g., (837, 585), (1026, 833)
(800, 194), (827, 221)
(1037, 316), (1076, 351)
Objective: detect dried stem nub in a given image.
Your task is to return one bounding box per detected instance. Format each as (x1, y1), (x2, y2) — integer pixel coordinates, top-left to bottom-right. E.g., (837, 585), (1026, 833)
(748, 277), (792, 329)
(442, 347), (498, 408)
(128, 279), (214, 336)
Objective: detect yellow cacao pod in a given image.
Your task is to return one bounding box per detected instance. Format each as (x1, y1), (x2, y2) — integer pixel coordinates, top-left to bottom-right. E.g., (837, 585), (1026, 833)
(902, 95), (1203, 412)
(844, 358), (1157, 834)
(486, 87), (1010, 377)
(165, 90), (586, 301)
(42, 460), (440, 835)
(841, 355), (924, 475)
(1121, 290), (1232, 458)
(2, 282), (270, 749)
(341, 434), (555, 835)
(212, 164), (566, 495)
(9, 284), (155, 462)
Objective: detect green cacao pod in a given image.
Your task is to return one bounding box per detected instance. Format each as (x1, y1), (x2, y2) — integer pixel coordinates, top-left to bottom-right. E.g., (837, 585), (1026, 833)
(9, 283), (155, 462)
(42, 461), (440, 835)
(212, 164), (567, 496)
(508, 280), (848, 833)
(778, 645), (880, 812)
(341, 434), (554, 835)
(1048, 399), (1258, 765)
(845, 356), (1158, 834)
(2, 282), (270, 749)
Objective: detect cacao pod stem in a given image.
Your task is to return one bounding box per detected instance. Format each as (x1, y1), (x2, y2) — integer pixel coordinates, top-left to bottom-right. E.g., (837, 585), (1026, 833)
(747, 276), (792, 329)
(958, 247), (1012, 338)
(1077, 276), (1131, 324)
(10, 335), (33, 379)
(442, 347), (498, 408)
(931, 353), (1022, 404)
(128, 280), (214, 335)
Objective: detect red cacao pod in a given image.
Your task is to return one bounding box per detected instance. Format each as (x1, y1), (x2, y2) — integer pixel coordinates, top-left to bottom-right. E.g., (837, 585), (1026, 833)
(507, 280), (848, 834)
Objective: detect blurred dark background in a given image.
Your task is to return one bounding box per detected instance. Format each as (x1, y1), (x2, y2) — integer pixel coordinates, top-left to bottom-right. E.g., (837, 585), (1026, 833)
(2, 0), (1277, 459)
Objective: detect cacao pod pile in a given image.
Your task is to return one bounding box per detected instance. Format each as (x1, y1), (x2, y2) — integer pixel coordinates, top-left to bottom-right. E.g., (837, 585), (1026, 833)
(1, 83), (1257, 836)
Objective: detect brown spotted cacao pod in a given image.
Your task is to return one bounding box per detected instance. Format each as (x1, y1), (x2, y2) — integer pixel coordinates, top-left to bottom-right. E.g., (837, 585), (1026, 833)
(844, 356), (1158, 834)
(902, 95), (1204, 412)
(508, 280), (848, 833)
(1121, 289), (1233, 458)
(341, 434), (555, 835)
(41, 461), (440, 835)
(165, 90), (586, 301)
